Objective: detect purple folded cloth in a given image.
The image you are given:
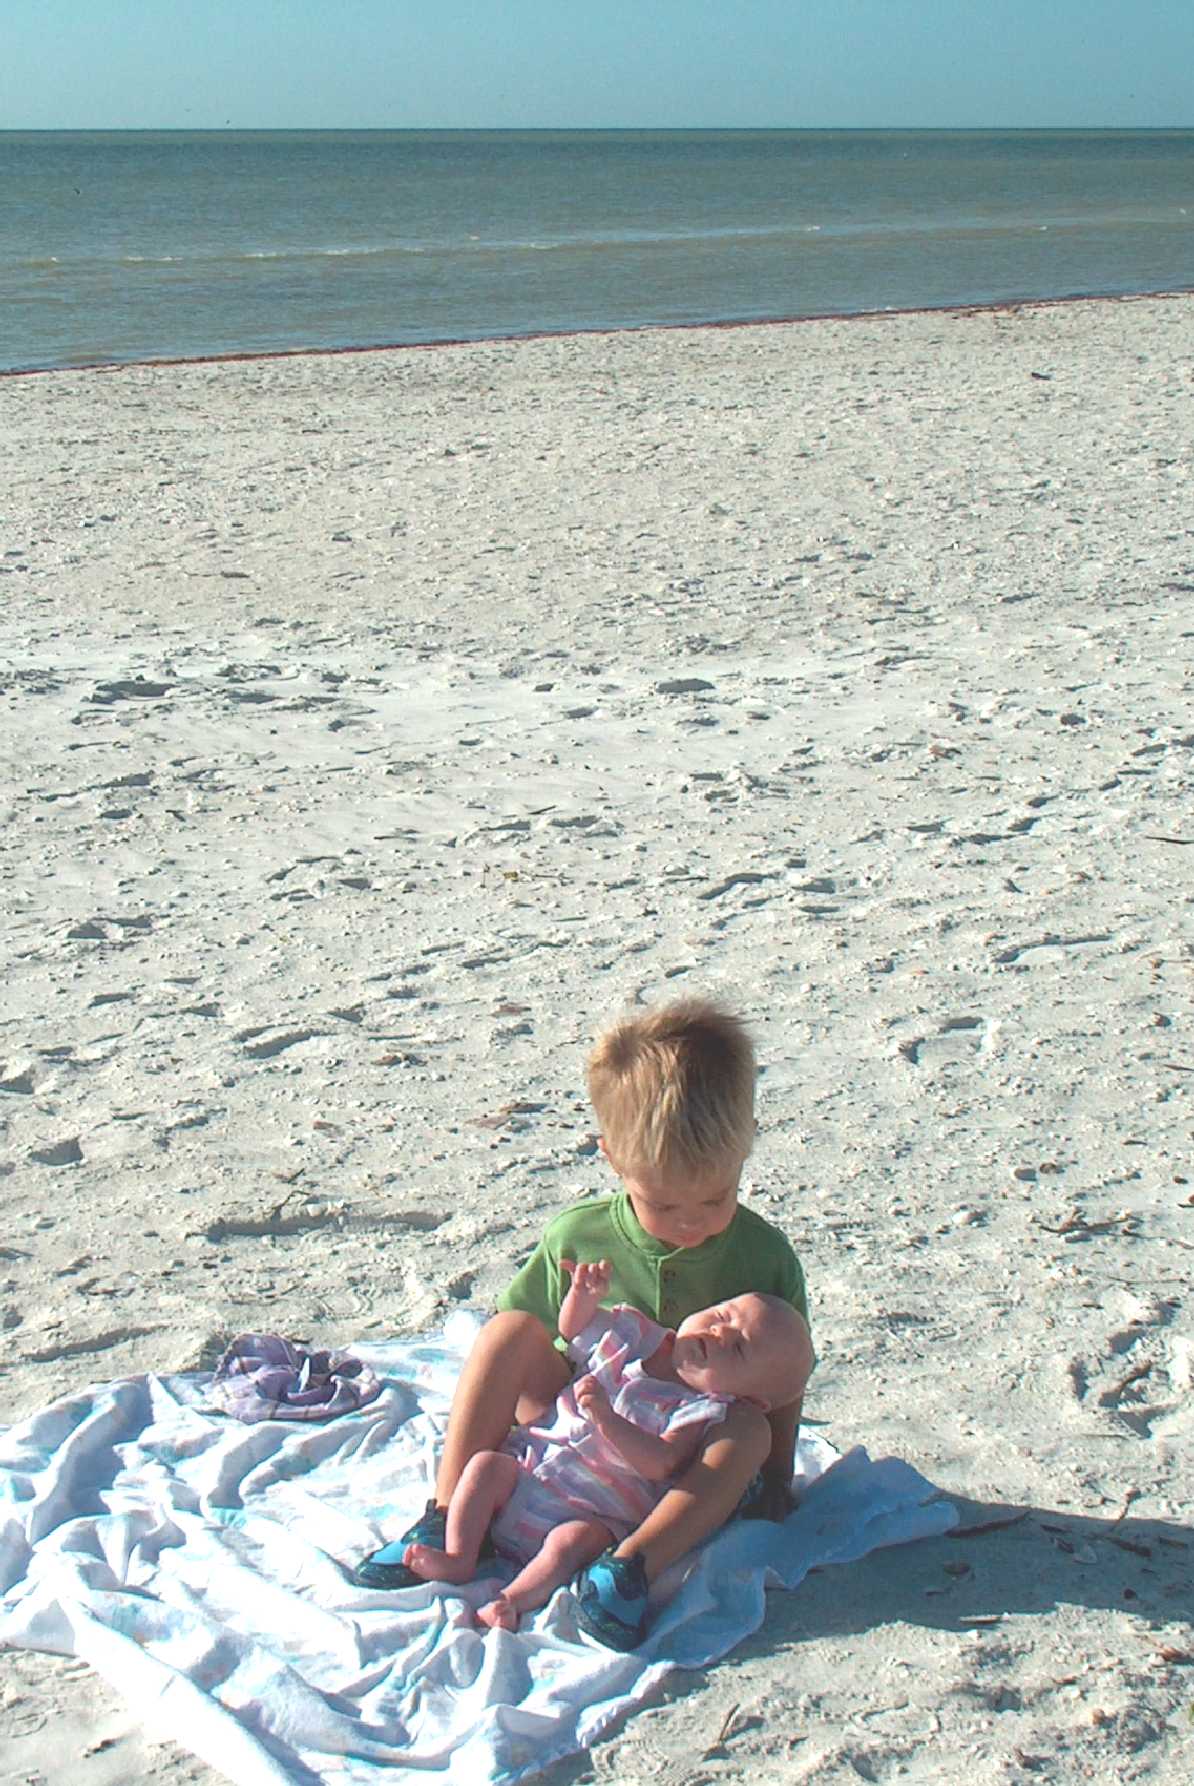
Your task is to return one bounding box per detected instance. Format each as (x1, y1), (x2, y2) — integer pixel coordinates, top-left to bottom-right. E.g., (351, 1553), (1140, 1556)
(208, 1333), (382, 1423)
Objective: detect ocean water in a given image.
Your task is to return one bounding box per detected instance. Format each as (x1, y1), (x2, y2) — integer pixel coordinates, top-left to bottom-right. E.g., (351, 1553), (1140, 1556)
(1, 128), (1192, 373)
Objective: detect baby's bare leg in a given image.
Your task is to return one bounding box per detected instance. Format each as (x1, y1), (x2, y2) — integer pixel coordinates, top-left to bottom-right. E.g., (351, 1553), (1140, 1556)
(406, 1451), (520, 1584)
(477, 1518), (612, 1630)
(434, 1312), (571, 1507)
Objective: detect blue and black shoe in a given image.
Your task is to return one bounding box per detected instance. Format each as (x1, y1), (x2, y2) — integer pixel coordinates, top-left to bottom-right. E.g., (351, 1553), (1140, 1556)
(353, 1499), (496, 1590)
(574, 1550), (649, 1650)
(352, 1498), (446, 1589)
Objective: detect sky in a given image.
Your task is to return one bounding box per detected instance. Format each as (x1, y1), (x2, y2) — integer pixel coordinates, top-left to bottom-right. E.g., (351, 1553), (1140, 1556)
(2, 0), (1191, 131)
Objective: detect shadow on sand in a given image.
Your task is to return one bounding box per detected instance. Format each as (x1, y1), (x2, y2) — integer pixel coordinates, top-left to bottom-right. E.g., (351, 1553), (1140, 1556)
(761, 1495), (1192, 1641)
(541, 1496), (1192, 1782)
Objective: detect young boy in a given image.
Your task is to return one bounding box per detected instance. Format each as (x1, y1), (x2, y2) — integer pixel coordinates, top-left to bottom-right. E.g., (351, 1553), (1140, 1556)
(401, 1261), (810, 1631)
(355, 998), (813, 1647)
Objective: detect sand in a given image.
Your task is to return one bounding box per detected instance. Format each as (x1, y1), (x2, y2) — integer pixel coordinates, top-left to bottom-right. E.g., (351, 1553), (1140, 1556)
(1, 293), (1192, 1784)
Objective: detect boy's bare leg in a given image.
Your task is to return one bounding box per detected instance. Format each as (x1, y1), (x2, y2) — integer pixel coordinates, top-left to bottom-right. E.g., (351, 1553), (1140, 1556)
(613, 1402), (771, 1580)
(405, 1451), (521, 1584)
(477, 1518), (612, 1631)
(434, 1312), (571, 1507)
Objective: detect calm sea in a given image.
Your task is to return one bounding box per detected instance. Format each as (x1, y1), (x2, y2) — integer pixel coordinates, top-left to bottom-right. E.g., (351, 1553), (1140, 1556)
(2, 129), (1192, 373)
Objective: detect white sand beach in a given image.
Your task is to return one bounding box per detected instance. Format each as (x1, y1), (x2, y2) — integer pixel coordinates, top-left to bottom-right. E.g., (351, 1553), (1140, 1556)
(1, 293), (1192, 1784)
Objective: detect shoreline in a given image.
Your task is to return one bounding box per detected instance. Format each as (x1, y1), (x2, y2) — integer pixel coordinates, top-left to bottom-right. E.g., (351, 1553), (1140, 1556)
(3, 279), (1192, 380)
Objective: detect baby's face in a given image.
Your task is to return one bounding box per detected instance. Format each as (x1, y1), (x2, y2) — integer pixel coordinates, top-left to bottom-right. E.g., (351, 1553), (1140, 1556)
(671, 1294), (792, 1405)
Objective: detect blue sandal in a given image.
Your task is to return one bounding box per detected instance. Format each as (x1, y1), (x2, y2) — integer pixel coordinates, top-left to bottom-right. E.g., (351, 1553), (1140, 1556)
(352, 1499), (496, 1590)
(352, 1499), (447, 1589)
(574, 1550), (649, 1649)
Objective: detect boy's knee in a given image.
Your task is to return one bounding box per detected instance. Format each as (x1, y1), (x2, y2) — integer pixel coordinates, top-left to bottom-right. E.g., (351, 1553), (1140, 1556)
(476, 1310), (555, 1360)
(473, 1311), (570, 1415)
(461, 1447), (503, 1478)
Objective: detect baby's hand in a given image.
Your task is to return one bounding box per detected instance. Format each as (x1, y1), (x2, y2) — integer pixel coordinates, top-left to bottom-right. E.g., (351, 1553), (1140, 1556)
(558, 1257), (613, 1343)
(561, 1257), (612, 1301)
(574, 1374), (613, 1428)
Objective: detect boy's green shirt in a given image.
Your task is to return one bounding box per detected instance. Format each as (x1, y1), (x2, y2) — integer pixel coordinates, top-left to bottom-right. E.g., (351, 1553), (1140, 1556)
(498, 1191), (809, 1346)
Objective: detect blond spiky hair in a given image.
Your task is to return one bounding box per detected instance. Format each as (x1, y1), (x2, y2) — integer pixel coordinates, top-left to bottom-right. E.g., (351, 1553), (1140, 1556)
(586, 997), (756, 1176)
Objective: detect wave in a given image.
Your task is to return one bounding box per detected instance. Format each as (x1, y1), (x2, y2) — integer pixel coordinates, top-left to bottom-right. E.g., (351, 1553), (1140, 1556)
(6, 207), (1188, 279)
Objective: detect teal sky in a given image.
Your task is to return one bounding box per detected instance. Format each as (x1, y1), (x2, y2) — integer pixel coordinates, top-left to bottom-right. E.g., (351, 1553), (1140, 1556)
(2, 0), (1191, 130)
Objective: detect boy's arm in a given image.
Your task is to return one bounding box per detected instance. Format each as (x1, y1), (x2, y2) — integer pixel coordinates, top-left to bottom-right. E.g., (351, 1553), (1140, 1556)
(752, 1395), (802, 1520)
(574, 1377), (703, 1482)
(752, 1292), (814, 1520)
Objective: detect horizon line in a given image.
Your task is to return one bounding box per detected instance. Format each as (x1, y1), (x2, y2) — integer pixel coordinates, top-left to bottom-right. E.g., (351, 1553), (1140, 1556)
(4, 122), (1193, 134)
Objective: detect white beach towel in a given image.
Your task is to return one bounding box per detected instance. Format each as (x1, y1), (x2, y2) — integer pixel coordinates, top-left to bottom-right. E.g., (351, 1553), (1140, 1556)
(0, 1314), (957, 1786)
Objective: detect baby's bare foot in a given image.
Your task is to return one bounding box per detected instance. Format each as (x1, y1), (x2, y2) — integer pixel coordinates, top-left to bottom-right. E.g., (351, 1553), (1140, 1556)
(404, 1542), (473, 1584)
(476, 1593), (519, 1631)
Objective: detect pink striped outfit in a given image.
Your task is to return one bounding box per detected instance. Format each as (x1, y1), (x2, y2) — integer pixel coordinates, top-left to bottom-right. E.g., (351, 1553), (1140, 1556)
(490, 1306), (731, 1561)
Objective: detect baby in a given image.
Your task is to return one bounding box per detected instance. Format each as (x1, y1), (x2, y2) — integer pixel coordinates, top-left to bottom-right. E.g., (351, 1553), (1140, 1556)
(402, 1259), (808, 1630)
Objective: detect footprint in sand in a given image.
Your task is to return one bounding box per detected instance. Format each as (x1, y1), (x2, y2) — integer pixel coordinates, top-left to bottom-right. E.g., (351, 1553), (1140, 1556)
(27, 1137), (83, 1167)
(1066, 1295), (1188, 1439)
(892, 1014), (994, 1067)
